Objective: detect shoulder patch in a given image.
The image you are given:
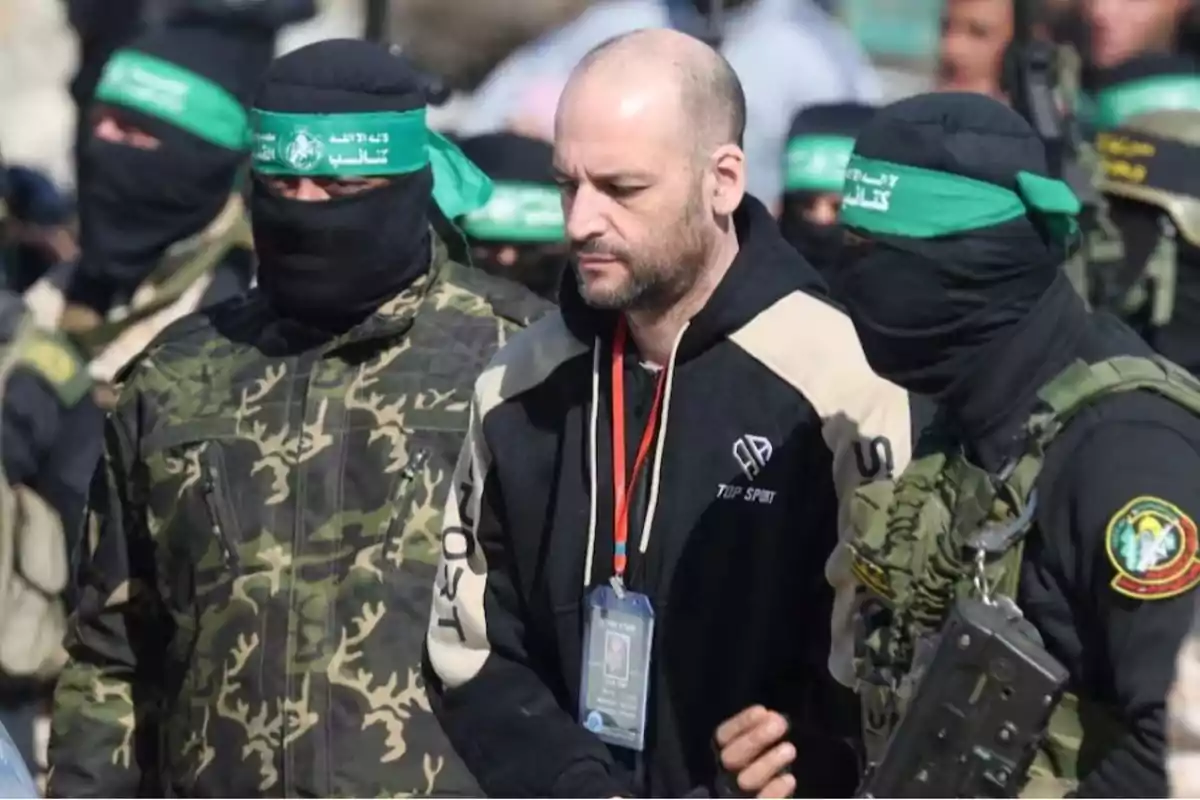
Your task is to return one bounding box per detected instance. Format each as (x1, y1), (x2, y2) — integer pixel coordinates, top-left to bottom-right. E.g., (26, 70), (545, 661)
(850, 548), (893, 600)
(1105, 495), (1200, 600)
(16, 332), (92, 407)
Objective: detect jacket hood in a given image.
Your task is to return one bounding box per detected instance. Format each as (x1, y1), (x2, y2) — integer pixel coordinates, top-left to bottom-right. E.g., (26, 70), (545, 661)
(558, 195), (830, 357)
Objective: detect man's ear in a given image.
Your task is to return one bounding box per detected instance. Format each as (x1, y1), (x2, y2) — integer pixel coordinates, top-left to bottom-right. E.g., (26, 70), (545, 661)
(710, 144), (746, 216)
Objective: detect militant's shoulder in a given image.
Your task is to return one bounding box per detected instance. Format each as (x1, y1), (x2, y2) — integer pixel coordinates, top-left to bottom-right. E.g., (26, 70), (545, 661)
(1040, 392), (1200, 547)
(116, 293), (266, 388)
(436, 259), (556, 329)
(472, 309), (591, 419)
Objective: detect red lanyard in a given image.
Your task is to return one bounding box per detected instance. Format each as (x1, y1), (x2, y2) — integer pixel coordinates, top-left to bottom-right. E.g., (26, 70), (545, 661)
(610, 317), (667, 580)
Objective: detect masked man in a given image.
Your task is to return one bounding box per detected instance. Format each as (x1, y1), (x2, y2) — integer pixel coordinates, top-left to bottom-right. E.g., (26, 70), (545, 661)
(47, 39), (550, 797)
(46, 22), (263, 391)
(779, 102), (874, 285)
(457, 132), (567, 302)
(835, 92), (1200, 797)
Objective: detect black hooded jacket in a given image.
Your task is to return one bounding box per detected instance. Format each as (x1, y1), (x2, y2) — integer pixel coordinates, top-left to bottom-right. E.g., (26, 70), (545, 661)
(425, 198), (916, 797)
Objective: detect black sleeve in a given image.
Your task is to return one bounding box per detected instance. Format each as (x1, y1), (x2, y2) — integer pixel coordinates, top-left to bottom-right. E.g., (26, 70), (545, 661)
(2, 368), (68, 486)
(32, 394), (105, 571)
(1058, 422), (1200, 797)
(426, 406), (632, 798)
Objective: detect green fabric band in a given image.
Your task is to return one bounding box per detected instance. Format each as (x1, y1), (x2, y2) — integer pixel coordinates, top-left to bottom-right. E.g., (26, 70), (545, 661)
(250, 109), (492, 219)
(1093, 75), (1200, 130)
(460, 181), (564, 243)
(785, 135), (856, 193)
(94, 50), (249, 151)
(839, 156), (1081, 240)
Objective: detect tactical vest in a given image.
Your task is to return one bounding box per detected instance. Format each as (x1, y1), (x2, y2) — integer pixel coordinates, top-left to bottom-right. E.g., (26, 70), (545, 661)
(848, 355), (1200, 797)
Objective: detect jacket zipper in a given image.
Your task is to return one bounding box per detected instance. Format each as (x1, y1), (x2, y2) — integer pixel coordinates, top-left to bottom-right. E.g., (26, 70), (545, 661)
(201, 449), (242, 573)
(386, 447), (431, 551)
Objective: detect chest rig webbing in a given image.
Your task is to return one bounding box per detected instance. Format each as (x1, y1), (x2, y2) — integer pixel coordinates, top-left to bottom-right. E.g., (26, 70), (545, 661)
(847, 355), (1200, 796)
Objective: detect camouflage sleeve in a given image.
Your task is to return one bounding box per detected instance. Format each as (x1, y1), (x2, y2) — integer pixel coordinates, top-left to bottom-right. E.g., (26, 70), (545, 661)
(48, 387), (166, 798)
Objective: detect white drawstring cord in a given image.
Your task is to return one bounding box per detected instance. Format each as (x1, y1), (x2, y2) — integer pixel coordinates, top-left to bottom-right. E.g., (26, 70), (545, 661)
(637, 321), (689, 555)
(581, 339), (602, 587)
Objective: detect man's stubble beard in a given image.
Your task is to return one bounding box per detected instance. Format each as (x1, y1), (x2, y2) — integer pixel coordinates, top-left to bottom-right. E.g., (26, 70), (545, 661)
(574, 187), (712, 313)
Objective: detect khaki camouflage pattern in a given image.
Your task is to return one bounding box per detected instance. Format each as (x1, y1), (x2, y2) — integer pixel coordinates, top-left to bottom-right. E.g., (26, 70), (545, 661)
(848, 356), (1200, 796)
(48, 245), (551, 798)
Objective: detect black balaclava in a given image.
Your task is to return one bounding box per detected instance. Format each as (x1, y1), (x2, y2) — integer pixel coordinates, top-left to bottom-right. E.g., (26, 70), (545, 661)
(249, 40), (440, 329)
(780, 102), (875, 280)
(837, 92), (1071, 399)
(70, 22), (266, 316)
(456, 132), (566, 301)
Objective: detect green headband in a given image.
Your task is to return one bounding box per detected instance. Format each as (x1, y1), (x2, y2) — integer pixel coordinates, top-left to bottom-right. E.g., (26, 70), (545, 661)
(250, 108), (492, 219)
(785, 135), (856, 193)
(838, 156), (1081, 240)
(460, 181), (564, 243)
(95, 50), (249, 151)
(1093, 75), (1200, 129)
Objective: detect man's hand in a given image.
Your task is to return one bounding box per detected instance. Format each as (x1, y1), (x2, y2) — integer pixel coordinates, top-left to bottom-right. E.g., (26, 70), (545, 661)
(715, 705), (796, 798)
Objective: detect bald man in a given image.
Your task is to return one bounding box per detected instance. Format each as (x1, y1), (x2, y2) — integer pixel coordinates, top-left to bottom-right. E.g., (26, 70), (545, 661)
(426, 29), (915, 798)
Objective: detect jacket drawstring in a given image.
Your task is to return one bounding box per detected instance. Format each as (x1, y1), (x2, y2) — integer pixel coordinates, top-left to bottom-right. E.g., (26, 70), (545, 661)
(582, 323), (690, 586)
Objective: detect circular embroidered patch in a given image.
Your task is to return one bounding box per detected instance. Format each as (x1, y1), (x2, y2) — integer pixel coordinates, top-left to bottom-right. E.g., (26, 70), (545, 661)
(1105, 495), (1200, 600)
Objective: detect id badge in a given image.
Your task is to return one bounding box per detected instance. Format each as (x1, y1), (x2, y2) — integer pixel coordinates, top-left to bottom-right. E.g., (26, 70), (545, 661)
(578, 582), (655, 751)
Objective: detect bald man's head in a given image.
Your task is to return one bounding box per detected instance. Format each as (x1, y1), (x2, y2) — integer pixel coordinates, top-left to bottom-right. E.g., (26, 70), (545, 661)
(553, 28), (747, 314)
(570, 28), (746, 155)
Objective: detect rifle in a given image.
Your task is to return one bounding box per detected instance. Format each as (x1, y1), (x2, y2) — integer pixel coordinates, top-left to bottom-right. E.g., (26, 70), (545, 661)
(1003, 0), (1096, 207)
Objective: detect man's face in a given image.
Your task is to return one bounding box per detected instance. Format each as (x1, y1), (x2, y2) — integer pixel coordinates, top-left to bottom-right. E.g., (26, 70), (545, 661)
(937, 0), (1014, 99)
(1083, 0), (1188, 68)
(554, 88), (715, 312)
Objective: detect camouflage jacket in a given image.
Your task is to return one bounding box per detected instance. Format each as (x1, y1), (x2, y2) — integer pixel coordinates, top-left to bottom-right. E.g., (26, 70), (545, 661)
(47, 250), (551, 798)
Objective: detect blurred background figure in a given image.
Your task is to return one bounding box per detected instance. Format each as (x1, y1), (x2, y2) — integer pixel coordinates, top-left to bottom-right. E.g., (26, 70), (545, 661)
(456, 133), (568, 302)
(778, 102), (874, 285)
(52, 21), (263, 396)
(1087, 52), (1200, 130)
(1082, 0), (1192, 71)
(63, 0), (317, 189)
(0, 153), (77, 295)
(1089, 107), (1200, 374)
(452, 0), (882, 209)
(935, 0), (1013, 99)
